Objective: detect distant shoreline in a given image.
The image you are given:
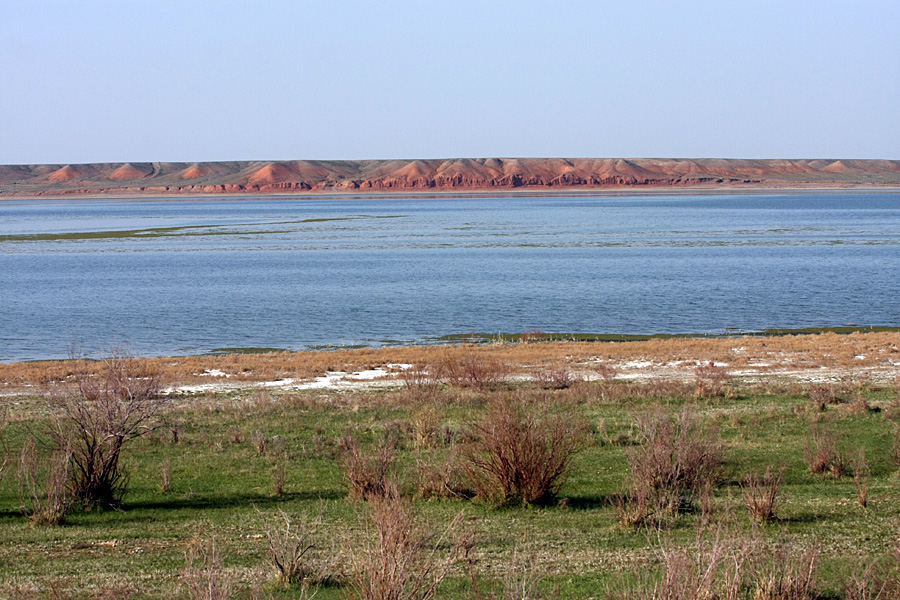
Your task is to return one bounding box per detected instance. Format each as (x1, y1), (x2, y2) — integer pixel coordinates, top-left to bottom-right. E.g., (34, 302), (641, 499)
(3, 157), (899, 199)
(4, 184), (900, 203)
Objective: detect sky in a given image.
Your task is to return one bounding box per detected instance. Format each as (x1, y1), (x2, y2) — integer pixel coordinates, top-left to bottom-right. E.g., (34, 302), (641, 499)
(1, 1), (898, 164)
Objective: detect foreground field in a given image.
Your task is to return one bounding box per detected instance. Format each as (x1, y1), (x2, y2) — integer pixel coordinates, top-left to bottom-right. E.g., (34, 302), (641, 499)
(2, 334), (900, 599)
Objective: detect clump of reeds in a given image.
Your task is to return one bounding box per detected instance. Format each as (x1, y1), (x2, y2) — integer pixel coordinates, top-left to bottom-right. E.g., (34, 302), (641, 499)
(741, 466), (784, 524)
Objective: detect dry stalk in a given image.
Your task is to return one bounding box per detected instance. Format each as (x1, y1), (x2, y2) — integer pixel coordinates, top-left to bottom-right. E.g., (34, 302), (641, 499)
(853, 450), (870, 509)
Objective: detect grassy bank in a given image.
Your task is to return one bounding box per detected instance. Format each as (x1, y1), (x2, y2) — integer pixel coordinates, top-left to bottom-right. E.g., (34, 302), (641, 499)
(1, 346), (900, 599)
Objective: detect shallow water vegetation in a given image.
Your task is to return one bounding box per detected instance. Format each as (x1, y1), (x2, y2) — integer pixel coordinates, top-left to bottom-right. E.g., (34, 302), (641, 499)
(0, 364), (900, 598)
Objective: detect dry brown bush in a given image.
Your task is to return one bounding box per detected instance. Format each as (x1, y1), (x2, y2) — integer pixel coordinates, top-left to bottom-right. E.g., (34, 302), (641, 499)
(852, 450), (870, 508)
(804, 427), (847, 477)
(47, 355), (167, 509)
(400, 363), (445, 402)
(461, 394), (585, 506)
(415, 455), (473, 501)
(17, 437), (71, 526)
(410, 405), (444, 449)
(272, 461), (286, 497)
(182, 530), (232, 600)
(160, 458), (172, 493)
(339, 433), (399, 501)
(260, 508), (323, 587)
(844, 537), (900, 600)
(741, 466), (784, 524)
(531, 366), (581, 390)
(806, 383), (845, 410)
(252, 430), (269, 456)
(593, 363), (618, 383)
(0, 406), (8, 485)
(694, 361), (732, 398)
(606, 532), (820, 600)
(442, 352), (510, 390)
(346, 494), (462, 600)
(623, 407), (724, 519)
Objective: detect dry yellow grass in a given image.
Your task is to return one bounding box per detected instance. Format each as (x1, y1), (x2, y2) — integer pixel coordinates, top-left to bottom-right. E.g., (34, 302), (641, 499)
(1, 331), (898, 389)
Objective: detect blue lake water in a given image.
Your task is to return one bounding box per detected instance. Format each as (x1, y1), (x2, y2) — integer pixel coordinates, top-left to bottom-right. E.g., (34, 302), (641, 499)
(1, 191), (899, 362)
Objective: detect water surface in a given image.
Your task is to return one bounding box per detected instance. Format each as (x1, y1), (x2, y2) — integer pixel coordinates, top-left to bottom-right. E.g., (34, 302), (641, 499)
(1, 192), (898, 361)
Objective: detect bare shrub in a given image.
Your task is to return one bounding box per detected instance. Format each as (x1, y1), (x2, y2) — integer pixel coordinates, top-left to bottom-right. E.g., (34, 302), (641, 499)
(593, 363), (618, 383)
(853, 450), (870, 508)
(272, 461), (286, 497)
(531, 366), (580, 390)
(605, 529), (747, 600)
(0, 406), (9, 485)
(806, 383), (843, 410)
(226, 426), (243, 444)
(410, 405), (443, 449)
(261, 508), (323, 587)
(624, 407), (724, 519)
(892, 428), (900, 468)
(606, 532), (819, 600)
(741, 466), (784, 524)
(443, 353), (509, 390)
(17, 438), (72, 526)
(346, 494), (461, 600)
(400, 364), (444, 401)
(339, 433), (398, 501)
(694, 362), (731, 398)
(182, 530), (232, 600)
(47, 354), (166, 509)
(845, 539), (900, 600)
(461, 394), (585, 506)
(252, 430), (269, 456)
(804, 427), (847, 477)
(749, 543), (820, 600)
(611, 486), (653, 530)
(415, 455), (473, 500)
(160, 458), (172, 493)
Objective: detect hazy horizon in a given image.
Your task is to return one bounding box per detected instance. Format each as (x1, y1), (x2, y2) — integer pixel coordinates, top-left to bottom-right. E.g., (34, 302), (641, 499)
(3, 1), (898, 164)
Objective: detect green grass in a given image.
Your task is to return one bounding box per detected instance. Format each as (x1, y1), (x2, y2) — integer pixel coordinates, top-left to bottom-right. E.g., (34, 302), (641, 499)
(1, 380), (899, 598)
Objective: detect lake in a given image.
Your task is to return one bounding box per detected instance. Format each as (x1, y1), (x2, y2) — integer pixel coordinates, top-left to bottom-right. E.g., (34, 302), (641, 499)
(1, 191), (899, 362)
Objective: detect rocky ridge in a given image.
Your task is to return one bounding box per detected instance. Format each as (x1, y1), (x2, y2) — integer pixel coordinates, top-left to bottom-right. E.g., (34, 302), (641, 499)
(2, 157), (899, 197)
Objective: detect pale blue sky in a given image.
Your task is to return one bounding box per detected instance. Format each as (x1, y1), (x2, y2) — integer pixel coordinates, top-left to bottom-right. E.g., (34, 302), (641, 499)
(2, 1), (898, 164)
